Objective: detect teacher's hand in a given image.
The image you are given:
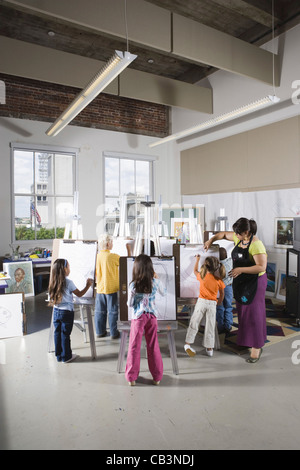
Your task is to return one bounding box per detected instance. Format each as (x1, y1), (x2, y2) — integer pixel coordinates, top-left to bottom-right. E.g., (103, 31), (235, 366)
(204, 241), (211, 251)
(229, 268), (242, 278)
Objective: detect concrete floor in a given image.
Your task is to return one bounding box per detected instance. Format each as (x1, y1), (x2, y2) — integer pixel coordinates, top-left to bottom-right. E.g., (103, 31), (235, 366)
(1, 292), (300, 451)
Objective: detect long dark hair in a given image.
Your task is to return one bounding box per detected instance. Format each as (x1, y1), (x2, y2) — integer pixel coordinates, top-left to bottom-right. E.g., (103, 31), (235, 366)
(48, 258), (67, 306)
(132, 254), (154, 294)
(232, 217), (257, 236)
(200, 256), (225, 280)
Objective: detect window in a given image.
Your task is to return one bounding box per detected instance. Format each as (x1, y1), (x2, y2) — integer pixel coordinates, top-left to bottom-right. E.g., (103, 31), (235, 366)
(104, 152), (155, 236)
(11, 143), (77, 242)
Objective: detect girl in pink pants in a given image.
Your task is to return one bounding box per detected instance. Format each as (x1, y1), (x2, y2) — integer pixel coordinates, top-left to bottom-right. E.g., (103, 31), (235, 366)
(125, 254), (166, 386)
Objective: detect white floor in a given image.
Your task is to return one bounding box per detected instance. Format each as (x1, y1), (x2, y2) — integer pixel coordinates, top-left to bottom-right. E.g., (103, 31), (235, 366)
(1, 292), (300, 451)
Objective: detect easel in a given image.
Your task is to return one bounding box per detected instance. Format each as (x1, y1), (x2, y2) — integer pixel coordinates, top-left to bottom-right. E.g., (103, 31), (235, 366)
(48, 298), (97, 359)
(117, 320), (179, 375)
(118, 255), (179, 374)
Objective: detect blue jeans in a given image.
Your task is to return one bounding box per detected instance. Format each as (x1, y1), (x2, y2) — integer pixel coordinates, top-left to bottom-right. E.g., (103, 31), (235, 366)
(53, 307), (74, 362)
(94, 293), (118, 337)
(216, 285), (233, 331)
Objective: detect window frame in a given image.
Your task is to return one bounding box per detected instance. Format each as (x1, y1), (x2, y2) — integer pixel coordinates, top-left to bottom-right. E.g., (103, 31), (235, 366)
(10, 142), (78, 244)
(103, 151), (156, 235)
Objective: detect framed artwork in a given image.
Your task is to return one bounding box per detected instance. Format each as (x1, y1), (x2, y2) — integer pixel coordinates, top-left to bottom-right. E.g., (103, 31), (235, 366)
(276, 270), (287, 300)
(274, 218), (293, 248)
(266, 262), (277, 297)
(3, 261), (35, 297)
(171, 218), (197, 240)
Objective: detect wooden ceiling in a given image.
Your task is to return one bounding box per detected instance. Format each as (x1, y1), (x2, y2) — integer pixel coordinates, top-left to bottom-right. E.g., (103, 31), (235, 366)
(0, 0), (299, 85)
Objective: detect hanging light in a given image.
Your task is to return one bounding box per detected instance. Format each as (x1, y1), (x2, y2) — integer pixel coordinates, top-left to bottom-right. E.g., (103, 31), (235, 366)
(149, 95), (280, 147)
(46, 50), (137, 136)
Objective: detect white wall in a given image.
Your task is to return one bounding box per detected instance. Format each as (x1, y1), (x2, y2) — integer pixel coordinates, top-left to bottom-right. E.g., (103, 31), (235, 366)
(0, 118), (181, 255)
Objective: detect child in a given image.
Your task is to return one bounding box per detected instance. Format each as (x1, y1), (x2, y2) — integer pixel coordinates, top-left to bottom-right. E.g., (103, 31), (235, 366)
(125, 254), (166, 386)
(94, 234), (126, 339)
(184, 255), (225, 357)
(48, 258), (93, 363)
(216, 247), (233, 334)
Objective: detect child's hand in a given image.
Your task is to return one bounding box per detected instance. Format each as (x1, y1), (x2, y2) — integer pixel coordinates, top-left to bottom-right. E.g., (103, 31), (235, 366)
(86, 278), (94, 287)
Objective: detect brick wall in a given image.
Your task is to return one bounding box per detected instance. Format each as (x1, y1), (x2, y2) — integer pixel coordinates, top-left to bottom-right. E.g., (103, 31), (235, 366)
(0, 73), (170, 137)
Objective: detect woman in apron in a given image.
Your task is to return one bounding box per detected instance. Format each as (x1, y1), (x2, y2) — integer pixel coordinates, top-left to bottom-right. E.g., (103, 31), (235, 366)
(204, 217), (267, 363)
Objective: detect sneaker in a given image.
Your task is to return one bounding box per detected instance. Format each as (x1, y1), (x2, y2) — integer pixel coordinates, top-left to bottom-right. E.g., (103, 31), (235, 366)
(153, 380), (160, 386)
(128, 381), (136, 386)
(111, 331), (120, 339)
(96, 331), (107, 338)
(63, 354), (78, 363)
(184, 344), (196, 357)
(206, 349), (213, 357)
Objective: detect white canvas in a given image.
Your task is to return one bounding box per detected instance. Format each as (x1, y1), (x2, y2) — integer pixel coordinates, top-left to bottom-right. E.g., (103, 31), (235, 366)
(58, 240), (97, 298)
(127, 257), (176, 321)
(0, 293), (24, 339)
(179, 244), (220, 298)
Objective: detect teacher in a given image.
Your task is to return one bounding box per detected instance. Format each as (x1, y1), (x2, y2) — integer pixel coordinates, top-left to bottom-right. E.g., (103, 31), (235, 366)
(204, 217), (267, 363)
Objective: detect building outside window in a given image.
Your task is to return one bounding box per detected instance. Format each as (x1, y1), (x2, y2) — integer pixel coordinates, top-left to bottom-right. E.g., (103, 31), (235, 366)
(104, 152), (155, 237)
(11, 143), (77, 242)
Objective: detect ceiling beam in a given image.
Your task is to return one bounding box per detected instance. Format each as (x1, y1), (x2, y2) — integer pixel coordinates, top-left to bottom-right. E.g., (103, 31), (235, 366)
(0, 37), (213, 113)
(172, 14), (280, 86)
(3, 0), (279, 86)
(210, 0), (279, 28)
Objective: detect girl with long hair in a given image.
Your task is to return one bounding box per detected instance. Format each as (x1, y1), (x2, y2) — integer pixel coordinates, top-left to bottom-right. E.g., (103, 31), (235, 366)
(125, 254), (166, 386)
(48, 258), (93, 363)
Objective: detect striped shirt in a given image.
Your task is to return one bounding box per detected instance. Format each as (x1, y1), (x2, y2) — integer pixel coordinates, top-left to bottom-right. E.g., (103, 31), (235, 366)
(95, 250), (120, 294)
(128, 278), (166, 319)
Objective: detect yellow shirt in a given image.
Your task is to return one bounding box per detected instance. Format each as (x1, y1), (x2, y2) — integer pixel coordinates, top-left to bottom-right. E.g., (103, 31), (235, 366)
(233, 233), (267, 276)
(96, 250), (120, 294)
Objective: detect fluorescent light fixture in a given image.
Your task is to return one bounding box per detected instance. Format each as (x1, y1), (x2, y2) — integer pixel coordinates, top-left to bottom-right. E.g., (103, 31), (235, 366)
(149, 95), (280, 148)
(0, 80), (5, 104)
(46, 50), (137, 137)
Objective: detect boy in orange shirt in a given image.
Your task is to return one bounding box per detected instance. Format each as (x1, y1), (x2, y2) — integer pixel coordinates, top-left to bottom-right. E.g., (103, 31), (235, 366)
(184, 255), (225, 357)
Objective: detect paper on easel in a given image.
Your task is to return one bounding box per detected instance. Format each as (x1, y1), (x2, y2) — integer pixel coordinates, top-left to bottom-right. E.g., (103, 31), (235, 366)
(71, 219), (78, 239)
(78, 224), (83, 239)
(113, 223), (119, 237)
(64, 223), (70, 239)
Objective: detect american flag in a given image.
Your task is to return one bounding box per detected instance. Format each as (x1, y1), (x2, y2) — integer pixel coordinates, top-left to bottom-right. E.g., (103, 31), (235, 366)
(31, 202), (41, 224)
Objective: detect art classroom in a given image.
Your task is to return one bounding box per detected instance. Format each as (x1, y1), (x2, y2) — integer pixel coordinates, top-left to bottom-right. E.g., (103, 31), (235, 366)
(1, 0), (300, 453)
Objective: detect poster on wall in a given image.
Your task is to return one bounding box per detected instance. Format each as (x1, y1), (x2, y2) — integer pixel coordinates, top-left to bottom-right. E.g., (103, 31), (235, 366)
(274, 218), (293, 248)
(3, 261), (34, 297)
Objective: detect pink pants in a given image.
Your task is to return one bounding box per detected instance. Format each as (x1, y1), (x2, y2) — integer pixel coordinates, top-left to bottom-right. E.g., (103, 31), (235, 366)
(125, 313), (163, 382)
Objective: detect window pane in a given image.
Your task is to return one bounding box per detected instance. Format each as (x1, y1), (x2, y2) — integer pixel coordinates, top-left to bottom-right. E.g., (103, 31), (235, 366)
(14, 150), (34, 194)
(15, 196), (32, 240)
(136, 160), (149, 195)
(105, 158), (119, 196)
(55, 154), (74, 195)
(120, 159), (134, 195)
(105, 197), (120, 234)
(56, 197), (74, 229)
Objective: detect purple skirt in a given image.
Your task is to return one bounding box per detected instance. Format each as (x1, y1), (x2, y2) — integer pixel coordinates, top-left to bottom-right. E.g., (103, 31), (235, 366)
(236, 273), (267, 349)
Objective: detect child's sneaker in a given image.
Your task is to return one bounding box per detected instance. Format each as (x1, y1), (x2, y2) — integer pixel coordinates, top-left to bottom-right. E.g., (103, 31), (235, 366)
(184, 344), (196, 357)
(128, 381), (136, 386)
(63, 354), (78, 363)
(206, 348), (213, 357)
(153, 380), (160, 385)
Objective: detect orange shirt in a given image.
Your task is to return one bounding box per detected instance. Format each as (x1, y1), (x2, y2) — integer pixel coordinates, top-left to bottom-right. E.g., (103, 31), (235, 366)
(197, 272), (225, 301)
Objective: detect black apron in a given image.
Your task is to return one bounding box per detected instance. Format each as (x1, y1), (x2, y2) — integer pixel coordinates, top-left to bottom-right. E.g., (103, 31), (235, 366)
(231, 236), (258, 305)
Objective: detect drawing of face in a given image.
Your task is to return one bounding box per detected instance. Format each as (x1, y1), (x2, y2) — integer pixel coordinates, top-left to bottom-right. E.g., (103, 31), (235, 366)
(0, 307), (12, 326)
(14, 268), (25, 284)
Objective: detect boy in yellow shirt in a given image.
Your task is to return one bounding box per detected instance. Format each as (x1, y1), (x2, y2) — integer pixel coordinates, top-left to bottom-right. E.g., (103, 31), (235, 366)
(95, 234), (121, 339)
